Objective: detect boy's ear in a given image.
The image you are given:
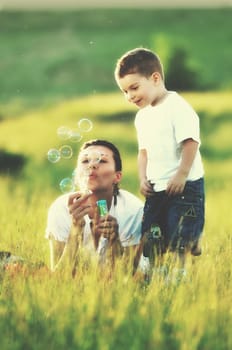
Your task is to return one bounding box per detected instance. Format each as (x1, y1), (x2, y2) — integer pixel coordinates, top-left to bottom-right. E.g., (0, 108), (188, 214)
(152, 72), (161, 83)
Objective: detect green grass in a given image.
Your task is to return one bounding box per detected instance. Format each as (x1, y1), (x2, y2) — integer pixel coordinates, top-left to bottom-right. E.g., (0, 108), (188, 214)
(0, 186), (231, 350)
(0, 8), (232, 108)
(0, 90), (232, 349)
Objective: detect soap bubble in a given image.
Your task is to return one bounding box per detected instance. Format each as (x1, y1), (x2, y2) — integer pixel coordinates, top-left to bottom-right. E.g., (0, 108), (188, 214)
(47, 148), (61, 163)
(59, 177), (75, 193)
(59, 145), (73, 159)
(57, 126), (72, 140)
(69, 128), (83, 143)
(78, 118), (93, 133)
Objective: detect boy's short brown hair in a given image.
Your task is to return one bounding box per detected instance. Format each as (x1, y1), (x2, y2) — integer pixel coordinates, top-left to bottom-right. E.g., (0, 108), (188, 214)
(115, 48), (164, 80)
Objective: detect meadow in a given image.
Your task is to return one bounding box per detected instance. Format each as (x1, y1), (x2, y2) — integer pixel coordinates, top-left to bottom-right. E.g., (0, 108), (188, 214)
(0, 8), (232, 350)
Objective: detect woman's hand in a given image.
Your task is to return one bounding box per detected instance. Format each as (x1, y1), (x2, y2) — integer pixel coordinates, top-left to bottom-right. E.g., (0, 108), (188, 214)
(96, 215), (119, 244)
(68, 191), (92, 227)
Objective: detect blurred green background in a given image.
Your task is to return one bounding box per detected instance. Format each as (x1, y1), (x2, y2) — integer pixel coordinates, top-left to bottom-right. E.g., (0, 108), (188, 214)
(0, 8), (232, 194)
(0, 8), (232, 105)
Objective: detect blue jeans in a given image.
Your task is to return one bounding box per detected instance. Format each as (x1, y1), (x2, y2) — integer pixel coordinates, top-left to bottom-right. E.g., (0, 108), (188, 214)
(142, 178), (205, 253)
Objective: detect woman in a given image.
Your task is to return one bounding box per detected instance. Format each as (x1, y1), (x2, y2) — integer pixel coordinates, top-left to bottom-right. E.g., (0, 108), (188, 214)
(45, 139), (144, 275)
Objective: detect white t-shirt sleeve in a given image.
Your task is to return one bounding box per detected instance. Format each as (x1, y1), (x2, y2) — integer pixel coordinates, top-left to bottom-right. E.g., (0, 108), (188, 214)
(45, 194), (71, 242)
(172, 95), (201, 145)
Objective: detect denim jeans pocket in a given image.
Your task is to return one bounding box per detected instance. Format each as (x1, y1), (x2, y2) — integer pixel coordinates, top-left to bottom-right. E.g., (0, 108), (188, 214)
(167, 179), (205, 247)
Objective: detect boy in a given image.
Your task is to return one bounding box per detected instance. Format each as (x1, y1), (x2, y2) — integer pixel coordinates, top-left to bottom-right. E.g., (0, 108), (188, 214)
(114, 48), (205, 274)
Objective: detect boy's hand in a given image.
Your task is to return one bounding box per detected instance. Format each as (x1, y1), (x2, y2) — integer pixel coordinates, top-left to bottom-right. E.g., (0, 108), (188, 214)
(166, 171), (187, 195)
(140, 179), (154, 197)
(166, 138), (198, 195)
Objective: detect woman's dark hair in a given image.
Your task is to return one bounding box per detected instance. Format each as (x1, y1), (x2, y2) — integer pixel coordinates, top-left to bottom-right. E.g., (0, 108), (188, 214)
(81, 139), (122, 171)
(80, 139), (122, 203)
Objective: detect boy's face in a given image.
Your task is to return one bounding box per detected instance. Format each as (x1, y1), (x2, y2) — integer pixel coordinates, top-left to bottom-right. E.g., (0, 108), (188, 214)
(116, 72), (161, 108)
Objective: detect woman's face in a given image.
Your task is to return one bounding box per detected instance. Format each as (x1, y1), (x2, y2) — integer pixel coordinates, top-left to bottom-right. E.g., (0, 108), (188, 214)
(76, 145), (122, 193)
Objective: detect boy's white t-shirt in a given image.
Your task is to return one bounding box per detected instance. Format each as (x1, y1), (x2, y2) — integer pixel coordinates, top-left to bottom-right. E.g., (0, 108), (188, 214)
(45, 189), (143, 253)
(135, 91), (204, 191)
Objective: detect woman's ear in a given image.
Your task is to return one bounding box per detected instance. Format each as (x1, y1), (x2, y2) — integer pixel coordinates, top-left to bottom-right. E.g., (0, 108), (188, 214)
(114, 171), (122, 184)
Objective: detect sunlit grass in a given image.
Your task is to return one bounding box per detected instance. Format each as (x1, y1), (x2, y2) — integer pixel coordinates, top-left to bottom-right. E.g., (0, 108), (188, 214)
(183, 91), (232, 115)
(205, 121), (232, 150)
(1, 183), (231, 349)
(0, 93), (132, 156)
(0, 183), (232, 349)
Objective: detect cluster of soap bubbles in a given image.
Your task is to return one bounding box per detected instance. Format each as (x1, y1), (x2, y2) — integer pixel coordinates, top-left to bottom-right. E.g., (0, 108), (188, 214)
(47, 118), (93, 193)
(47, 145), (73, 164)
(47, 118), (93, 164)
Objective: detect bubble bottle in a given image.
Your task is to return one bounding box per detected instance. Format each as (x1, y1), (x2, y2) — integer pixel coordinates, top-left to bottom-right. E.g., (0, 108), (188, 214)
(96, 199), (109, 260)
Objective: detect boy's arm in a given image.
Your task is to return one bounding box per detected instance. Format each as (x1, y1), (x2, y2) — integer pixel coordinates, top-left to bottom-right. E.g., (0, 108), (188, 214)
(166, 138), (199, 195)
(138, 149), (154, 197)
